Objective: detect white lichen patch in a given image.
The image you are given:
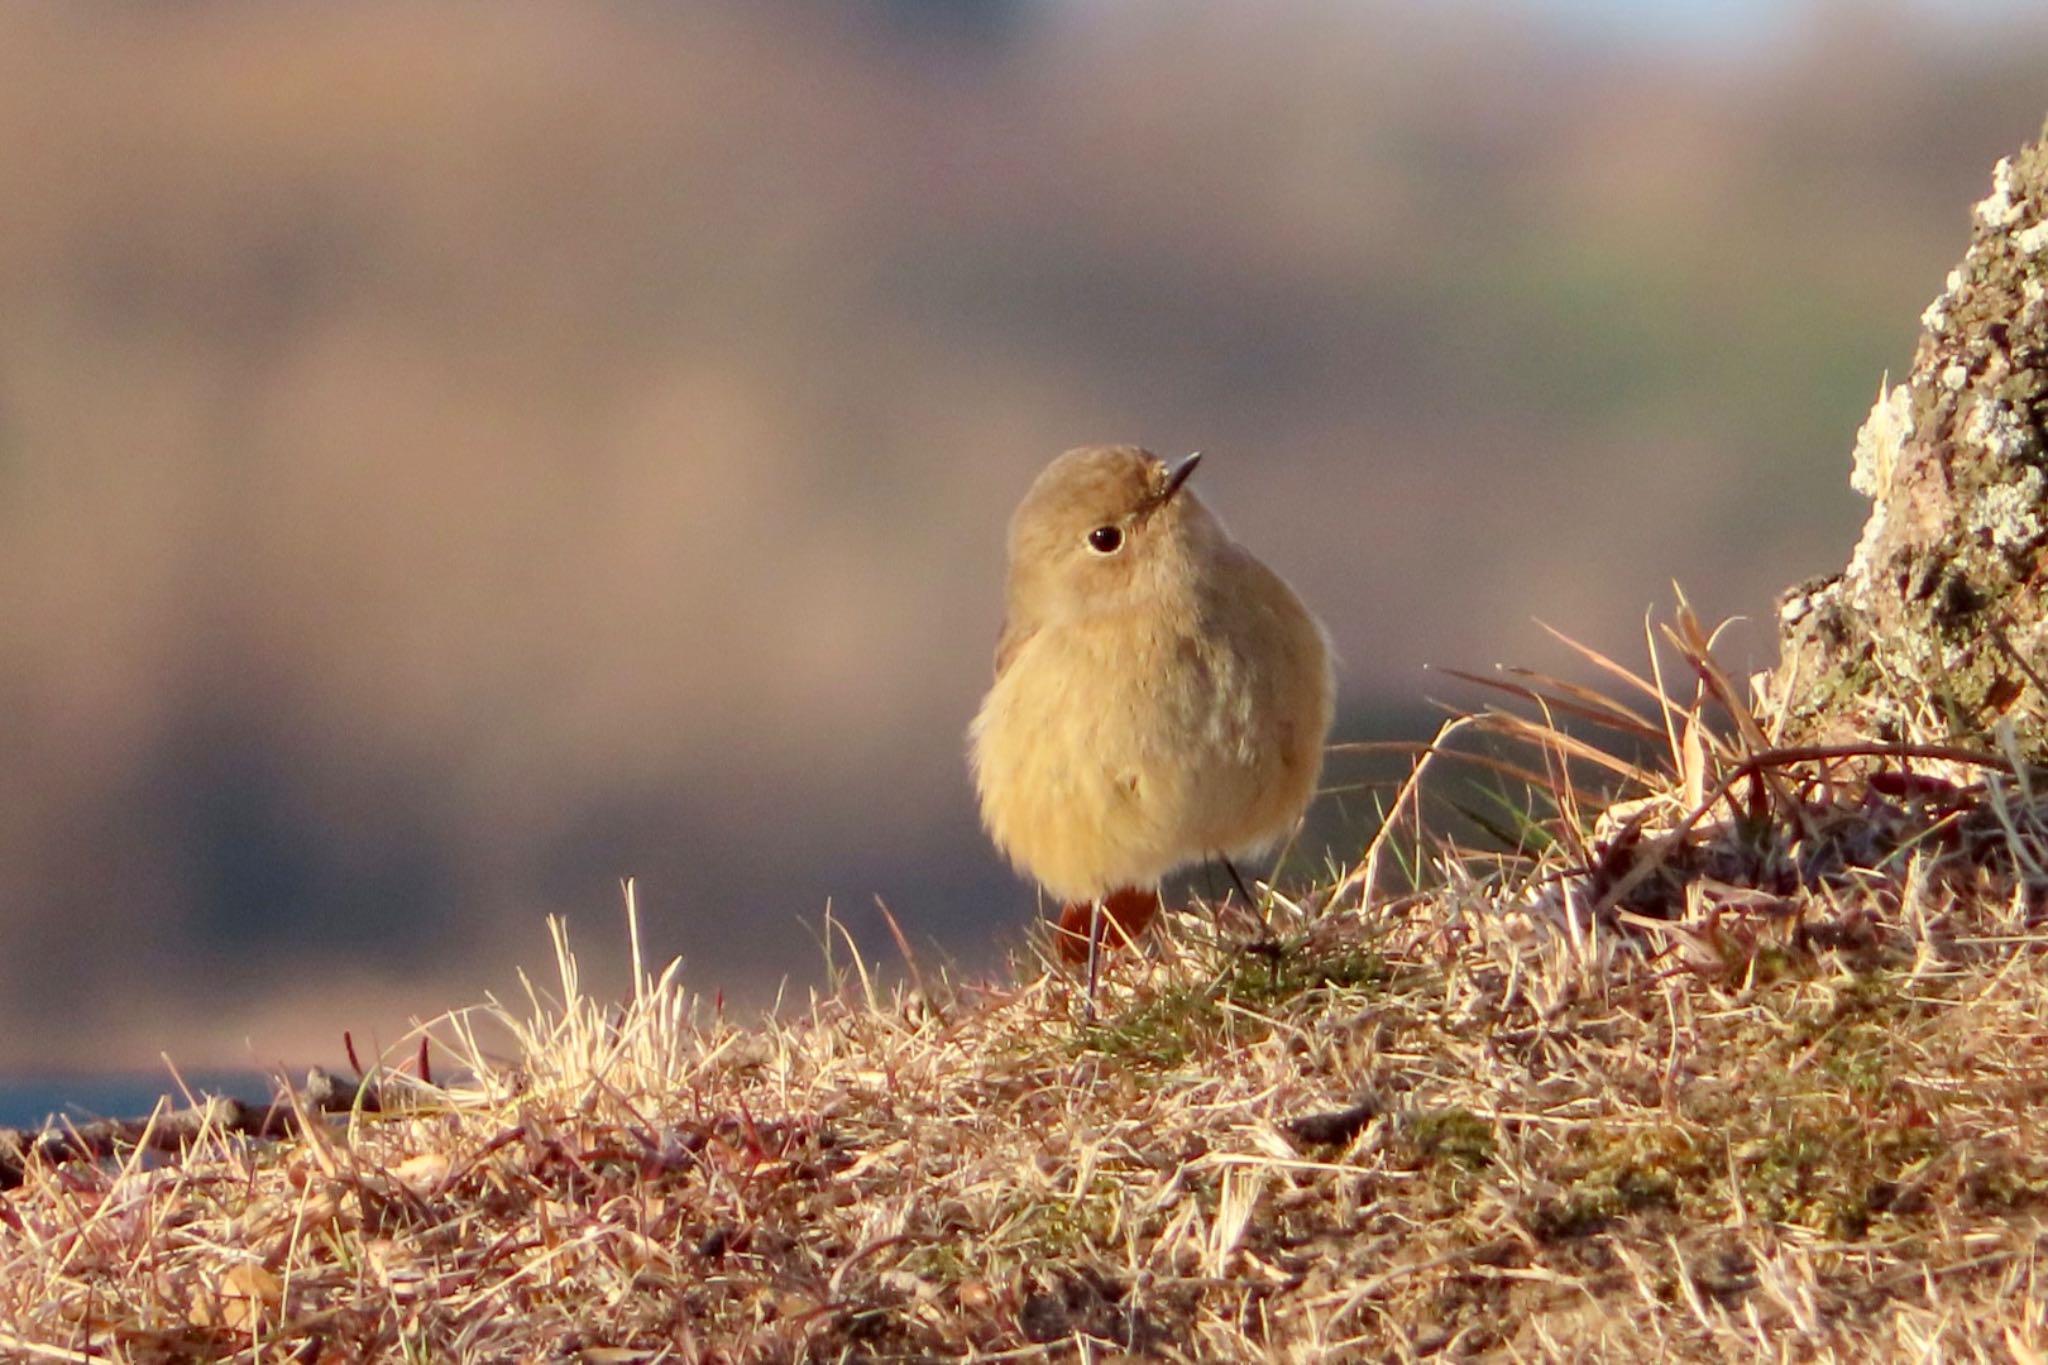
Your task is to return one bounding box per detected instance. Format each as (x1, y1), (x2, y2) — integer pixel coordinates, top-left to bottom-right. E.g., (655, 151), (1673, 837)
(1843, 384), (1913, 612)
(1970, 466), (2047, 556)
(1975, 156), (2024, 229)
(1921, 267), (1968, 335)
(1850, 383), (1911, 501)
(1844, 502), (1891, 615)
(1964, 395), (2037, 467)
(2018, 221), (2048, 257)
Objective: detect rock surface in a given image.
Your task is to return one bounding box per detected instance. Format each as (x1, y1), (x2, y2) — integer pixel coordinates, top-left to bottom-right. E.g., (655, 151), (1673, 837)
(1771, 119), (2048, 753)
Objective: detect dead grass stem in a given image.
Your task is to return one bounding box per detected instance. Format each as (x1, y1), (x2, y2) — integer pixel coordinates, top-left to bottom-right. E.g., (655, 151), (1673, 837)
(4, 616), (2048, 1361)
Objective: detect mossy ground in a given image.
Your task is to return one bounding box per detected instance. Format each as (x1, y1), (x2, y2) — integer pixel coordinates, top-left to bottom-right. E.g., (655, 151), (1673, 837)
(3, 621), (2047, 1361)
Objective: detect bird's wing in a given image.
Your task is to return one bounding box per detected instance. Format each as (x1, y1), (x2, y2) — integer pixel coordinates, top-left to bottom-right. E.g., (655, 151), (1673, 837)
(993, 615), (1036, 681)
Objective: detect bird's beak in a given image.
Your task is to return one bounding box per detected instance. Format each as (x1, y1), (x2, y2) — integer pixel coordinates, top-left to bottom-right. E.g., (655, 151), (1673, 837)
(1158, 451), (1202, 505)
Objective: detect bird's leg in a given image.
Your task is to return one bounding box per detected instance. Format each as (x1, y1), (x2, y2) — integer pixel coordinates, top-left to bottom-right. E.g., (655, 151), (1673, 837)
(1218, 854), (1282, 961)
(1218, 855), (1260, 908)
(1084, 897), (1105, 1014)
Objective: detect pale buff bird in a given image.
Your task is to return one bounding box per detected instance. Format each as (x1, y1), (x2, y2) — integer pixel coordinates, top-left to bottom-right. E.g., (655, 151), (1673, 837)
(969, 445), (1334, 981)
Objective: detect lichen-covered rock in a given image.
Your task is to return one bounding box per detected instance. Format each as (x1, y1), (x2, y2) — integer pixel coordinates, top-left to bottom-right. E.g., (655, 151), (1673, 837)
(1769, 118), (2048, 753)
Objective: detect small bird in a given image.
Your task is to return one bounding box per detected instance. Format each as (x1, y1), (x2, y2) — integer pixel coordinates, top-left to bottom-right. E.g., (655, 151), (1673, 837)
(969, 445), (1335, 987)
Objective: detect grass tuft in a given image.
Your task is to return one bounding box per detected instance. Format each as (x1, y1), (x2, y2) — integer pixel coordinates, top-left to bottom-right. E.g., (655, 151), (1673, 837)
(5, 613), (2048, 1359)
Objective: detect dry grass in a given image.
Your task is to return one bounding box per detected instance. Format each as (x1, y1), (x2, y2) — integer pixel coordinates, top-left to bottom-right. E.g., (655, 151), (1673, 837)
(5, 614), (2048, 1362)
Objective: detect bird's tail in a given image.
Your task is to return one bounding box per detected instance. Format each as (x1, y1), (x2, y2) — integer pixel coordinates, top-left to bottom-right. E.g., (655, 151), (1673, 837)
(1054, 886), (1162, 964)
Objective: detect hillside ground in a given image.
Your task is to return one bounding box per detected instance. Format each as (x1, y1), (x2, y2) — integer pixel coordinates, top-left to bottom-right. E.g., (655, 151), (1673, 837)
(4, 629), (2047, 1362)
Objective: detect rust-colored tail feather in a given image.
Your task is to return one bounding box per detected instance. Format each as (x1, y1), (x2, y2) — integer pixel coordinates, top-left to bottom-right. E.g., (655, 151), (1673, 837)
(1054, 887), (1163, 965)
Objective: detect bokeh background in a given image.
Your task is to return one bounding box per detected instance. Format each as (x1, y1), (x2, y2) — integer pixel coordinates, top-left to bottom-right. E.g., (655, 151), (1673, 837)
(2, 0), (2045, 1080)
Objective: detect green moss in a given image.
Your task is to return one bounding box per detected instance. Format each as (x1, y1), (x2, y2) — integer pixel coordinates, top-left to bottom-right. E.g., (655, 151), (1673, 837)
(1076, 943), (1389, 1069)
(1077, 984), (1219, 1070)
(999, 1185), (1119, 1259)
(900, 1242), (976, 1284)
(1529, 1164), (1682, 1242)
(1733, 1119), (1945, 1240)
(1533, 1126), (1718, 1241)
(1224, 945), (1387, 1008)
(1958, 1155), (2048, 1211)
(1798, 653), (1881, 720)
(1409, 1109), (1495, 1171)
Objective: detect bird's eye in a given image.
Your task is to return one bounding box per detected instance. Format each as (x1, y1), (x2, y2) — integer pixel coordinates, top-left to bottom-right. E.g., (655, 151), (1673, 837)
(1086, 525), (1124, 555)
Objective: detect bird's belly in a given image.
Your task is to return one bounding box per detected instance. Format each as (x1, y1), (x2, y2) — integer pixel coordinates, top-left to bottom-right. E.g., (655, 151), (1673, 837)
(971, 623), (1297, 900)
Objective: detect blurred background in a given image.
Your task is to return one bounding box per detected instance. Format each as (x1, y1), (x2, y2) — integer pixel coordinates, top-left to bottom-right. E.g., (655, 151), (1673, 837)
(1, 0), (2044, 1091)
